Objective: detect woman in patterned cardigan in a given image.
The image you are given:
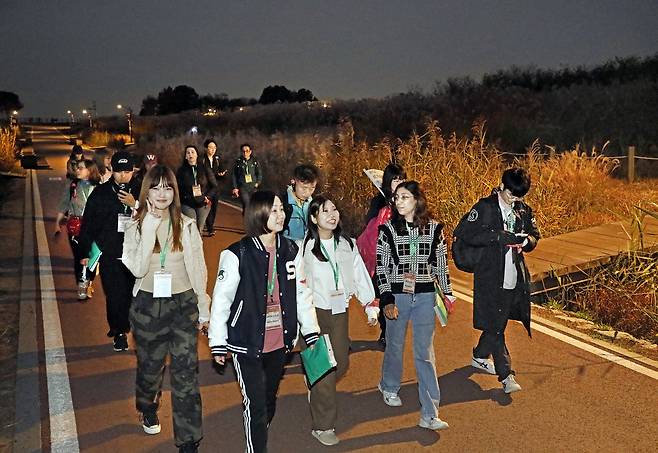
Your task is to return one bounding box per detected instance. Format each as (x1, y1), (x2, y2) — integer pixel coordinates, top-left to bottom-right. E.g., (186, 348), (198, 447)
(375, 180), (454, 431)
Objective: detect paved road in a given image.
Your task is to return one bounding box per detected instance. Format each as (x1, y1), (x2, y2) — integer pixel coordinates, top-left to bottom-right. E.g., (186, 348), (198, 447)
(16, 126), (658, 453)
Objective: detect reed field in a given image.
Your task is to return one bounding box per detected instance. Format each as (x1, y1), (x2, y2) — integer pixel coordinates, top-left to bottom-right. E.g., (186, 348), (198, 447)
(0, 128), (17, 172)
(124, 120), (658, 342)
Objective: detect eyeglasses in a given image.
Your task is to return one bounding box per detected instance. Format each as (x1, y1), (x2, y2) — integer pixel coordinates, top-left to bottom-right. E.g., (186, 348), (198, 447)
(393, 194), (414, 202)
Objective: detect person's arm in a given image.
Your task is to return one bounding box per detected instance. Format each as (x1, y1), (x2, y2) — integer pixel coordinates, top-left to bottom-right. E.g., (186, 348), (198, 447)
(78, 189), (102, 258)
(294, 247), (320, 345)
(231, 161), (240, 190)
(121, 214), (160, 278)
(375, 225), (394, 307)
(208, 248), (241, 363)
(186, 221), (211, 324)
(521, 205), (540, 253)
(54, 185), (71, 234)
(432, 227), (453, 296)
(254, 159), (262, 186)
(352, 242), (379, 324)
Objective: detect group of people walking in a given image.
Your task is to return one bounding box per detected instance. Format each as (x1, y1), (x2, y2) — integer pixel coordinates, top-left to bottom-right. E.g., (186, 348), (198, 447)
(55, 141), (539, 453)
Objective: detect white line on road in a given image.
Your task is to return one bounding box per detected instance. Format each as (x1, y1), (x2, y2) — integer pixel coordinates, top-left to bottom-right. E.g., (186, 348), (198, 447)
(452, 289), (658, 381)
(32, 170), (80, 452)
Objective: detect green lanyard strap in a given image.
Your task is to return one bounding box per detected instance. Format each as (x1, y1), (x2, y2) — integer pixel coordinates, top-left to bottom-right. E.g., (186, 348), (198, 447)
(407, 224), (419, 260)
(320, 240), (340, 290)
(159, 220), (172, 269)
(267, 247), (278, 300)
(192, 166), (198, 185)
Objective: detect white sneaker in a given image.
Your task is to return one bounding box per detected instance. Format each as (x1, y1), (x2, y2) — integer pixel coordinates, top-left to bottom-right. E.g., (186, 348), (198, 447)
(471, 356), (497, 375)
(502, 375), (522, 394)
(311, 429), (340, 446)
(378, 384), (402, 407)
(418, 416), (449, 431)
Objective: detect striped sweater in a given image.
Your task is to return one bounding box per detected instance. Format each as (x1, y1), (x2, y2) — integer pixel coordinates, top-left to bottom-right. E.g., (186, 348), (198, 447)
(376, 219), (452, 307)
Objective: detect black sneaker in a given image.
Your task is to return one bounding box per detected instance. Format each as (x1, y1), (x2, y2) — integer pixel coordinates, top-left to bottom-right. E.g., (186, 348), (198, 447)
(141, 411), (161, 435)
(179, 440), (200, 452)
(113, 333), (128, 351)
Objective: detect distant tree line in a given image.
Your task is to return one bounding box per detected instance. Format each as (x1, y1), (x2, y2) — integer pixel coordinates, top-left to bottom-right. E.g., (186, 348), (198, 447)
(0, 91), (23, 118)
(139, 85), (317, 116)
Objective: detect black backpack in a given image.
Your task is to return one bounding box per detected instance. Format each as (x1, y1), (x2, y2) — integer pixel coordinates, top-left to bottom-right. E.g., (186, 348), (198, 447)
(452, 210), (483, 273)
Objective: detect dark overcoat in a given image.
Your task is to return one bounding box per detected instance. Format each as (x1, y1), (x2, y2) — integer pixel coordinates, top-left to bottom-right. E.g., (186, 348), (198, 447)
(458, 192), (540, 335)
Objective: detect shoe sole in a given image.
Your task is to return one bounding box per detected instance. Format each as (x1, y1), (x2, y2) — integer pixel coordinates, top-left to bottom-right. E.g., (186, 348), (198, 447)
(378, 385), (402, 407)
(504, 385), (522, 394)
(418, 421), (449, 431)
(311, 432), (339, 446)
(143, 424), (161, 435)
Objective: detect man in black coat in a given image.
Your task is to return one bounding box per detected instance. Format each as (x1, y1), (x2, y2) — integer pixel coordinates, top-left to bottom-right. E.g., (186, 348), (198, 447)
(79, 150), (140, 352)
(457, 168), (540, 393)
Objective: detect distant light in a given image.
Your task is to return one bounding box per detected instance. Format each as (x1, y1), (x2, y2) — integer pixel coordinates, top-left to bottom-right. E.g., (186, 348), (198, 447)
(117, 104), (123, 109)
(82, 109), (88, 114)
(12, 110), (18, 115)
(239, 107), (244, 112)
(189, 126), (198, 135)
(67, 110), (72, 114)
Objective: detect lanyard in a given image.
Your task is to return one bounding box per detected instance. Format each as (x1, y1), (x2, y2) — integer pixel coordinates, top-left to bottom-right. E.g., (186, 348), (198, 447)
(407, 224), (419, 260)
(159, 221), (172, 269)
(192, 166), (197, 185)
(320, 240), (340, 290)
(267, 246), (277, 300)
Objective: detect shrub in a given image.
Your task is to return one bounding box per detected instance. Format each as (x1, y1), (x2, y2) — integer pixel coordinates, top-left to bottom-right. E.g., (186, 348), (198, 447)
(0, 128), (16, 172)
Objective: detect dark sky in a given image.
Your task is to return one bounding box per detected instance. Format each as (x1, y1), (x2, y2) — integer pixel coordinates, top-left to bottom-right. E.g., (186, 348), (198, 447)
(2, 0), (657, 118)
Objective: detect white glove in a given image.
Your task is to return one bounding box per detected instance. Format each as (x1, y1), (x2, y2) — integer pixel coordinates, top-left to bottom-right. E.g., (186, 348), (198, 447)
(365, 306), (379, 326)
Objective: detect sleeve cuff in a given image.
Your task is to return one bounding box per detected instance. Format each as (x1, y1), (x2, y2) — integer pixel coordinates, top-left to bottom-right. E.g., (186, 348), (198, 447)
(210, 345), (227, 356)
(303, 332), (320, 346)
(380, 292), (395, 307)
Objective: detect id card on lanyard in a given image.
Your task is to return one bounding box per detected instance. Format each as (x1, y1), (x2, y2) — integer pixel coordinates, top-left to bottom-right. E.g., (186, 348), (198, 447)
(153, 221), (173, 298)
(266, 247), (283, 329)
(191, 166), (203, 197)
(244, 163), (253, 183)
(117, 214), (131, 232)
(402, 225), (419, 294)
(321, 241), (346, 314)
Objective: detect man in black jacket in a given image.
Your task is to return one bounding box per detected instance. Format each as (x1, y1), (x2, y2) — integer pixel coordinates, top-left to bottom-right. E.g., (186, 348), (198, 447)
(231, 144), (262, 210)
(456, 168), (540, 393)
(80, 150), (140, 351)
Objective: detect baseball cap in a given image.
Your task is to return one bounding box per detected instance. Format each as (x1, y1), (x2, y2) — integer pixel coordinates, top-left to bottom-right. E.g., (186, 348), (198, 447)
(111, 151), (134, 172)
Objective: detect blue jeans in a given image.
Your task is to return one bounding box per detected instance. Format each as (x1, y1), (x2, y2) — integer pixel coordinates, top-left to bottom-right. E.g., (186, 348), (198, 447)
(380, 292), (441, 419)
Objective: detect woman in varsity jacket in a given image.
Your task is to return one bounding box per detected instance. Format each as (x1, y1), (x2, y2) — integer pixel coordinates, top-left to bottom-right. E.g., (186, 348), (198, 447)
(207, 190), (320, 453)
(375, 180), (453, 431)
(300, 195), (379, 447)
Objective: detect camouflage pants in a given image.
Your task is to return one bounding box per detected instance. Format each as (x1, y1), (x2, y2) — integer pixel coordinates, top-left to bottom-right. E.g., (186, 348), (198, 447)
(130, 289), (202, 446)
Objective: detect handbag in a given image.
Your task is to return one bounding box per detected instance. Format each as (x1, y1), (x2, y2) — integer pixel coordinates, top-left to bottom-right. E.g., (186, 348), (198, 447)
(434, 282), (456, 327)
(66, 215), (83, 236)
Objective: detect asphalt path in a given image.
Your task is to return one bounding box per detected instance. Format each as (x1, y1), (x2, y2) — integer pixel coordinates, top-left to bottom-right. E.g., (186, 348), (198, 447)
(20, 126), (658, 452)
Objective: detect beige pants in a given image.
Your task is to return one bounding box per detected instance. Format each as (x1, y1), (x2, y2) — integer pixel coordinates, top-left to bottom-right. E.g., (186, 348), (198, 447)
(300, 308), (350, 431)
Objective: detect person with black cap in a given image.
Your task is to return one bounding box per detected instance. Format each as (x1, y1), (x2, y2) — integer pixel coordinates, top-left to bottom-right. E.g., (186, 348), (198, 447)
(79, 150), (141, 351)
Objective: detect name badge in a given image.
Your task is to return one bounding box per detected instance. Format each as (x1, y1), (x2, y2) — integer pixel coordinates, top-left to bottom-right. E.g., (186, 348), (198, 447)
(192, 184), (202, 197)
(244, 174), (253, 183)
(117, 214), (131, 233)
(265, 304), (282, 330)
(329, 289), (346, 315)
(402, 273), (416, 294)
(153, 270), (172, 298)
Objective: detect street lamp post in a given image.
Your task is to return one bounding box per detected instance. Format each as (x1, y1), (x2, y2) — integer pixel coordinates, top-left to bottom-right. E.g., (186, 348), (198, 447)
(66, 110), (75, 124)
(117, 104), (134, 143)
(82, 109), (92, 127)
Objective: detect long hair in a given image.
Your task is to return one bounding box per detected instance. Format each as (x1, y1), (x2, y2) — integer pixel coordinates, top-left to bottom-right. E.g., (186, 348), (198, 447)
(93, 148), (113, 176)
(78, 159), (101, 185)
(382, 163), (406, 199)
(181, 145), (209, 187)
(391, 180), (431, 233)
(135, 165), (183, 252)
(303, 195), (353, 262)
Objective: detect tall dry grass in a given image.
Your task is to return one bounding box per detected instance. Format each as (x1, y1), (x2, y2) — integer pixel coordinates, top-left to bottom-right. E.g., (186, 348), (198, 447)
(0, 128), (17, 172)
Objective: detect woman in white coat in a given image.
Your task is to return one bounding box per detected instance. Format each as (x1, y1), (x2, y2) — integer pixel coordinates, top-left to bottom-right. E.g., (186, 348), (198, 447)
(301, 194), (379, 446)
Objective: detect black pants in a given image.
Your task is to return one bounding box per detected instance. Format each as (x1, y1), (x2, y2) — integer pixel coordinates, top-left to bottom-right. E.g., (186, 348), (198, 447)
(99, 254), (135, 336)
(68, 235), (97, 283)
(239, 187), (255, 211)
(205, 196), (218, 232)
(473, 289), (516, 381)
(233, 349), (287, 453)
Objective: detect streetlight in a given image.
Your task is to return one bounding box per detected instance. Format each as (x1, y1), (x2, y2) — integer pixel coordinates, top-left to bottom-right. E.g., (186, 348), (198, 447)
(117, 104), (133, 143)
(82, 109), (92, 127)
(66, 110), (75, 123)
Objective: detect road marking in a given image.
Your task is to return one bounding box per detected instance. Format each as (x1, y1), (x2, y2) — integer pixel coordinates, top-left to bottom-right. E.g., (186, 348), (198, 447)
(218, 199), (243, 212)
(48, 177), (62, 181)
(32, 170), (80, 452)
(15, 170), (42, 452)
(452, 289), (658, 381)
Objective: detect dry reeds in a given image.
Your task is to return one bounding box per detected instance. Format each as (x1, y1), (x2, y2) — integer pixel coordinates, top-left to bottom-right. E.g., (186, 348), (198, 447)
(0, 128), (17, 172)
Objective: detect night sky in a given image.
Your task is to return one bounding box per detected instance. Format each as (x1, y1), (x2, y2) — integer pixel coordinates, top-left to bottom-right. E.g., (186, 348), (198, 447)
(2, 0), (657, 118)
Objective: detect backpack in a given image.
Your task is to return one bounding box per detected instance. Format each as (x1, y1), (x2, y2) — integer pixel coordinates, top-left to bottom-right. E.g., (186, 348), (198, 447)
(451, 210), (483, 273)
(356, 206), (392, 277)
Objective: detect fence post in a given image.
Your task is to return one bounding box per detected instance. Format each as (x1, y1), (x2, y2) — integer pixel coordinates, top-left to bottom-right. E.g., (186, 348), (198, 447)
(627, 146), (635, 182)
